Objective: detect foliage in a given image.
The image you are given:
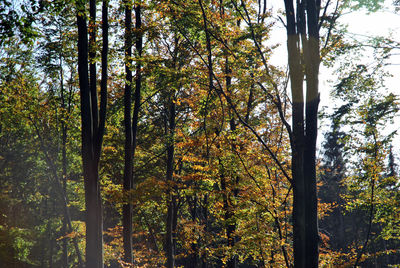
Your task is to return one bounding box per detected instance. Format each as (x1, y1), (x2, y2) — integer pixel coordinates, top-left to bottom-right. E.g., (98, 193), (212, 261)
(1, 0), (399, 267)
(319, 38), (400, 266)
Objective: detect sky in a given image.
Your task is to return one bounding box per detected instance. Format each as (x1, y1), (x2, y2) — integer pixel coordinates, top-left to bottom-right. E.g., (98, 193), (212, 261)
(266, 0), (400, 156)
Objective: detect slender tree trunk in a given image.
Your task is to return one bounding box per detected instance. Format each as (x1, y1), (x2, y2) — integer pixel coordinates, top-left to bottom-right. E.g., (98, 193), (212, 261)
(61, 135), (68, 268)
(122, 1), (142, 264)
(245, 83), (254, 124)
(99, 0), (109, 162)
(60, 43), (68, 268)
(40, 199), (48, 268)
(61, 215), (68, 267)
(46, 216), (53, 268)
(40, 235), (45, 268)
(166, 199), (176, 268)
(201, 194), (209, 268)
(287, 32), (306, 268)
(304, 9), (320, 266)
(132, 1), (142, 200)
(188, 196), (199, 267)
(220, 169), (237, 268)
(198, 2), (211, 267)
(49, 213), (54, 268)
(133, 3), (142, 153)
(224, 56), (237, 268)
(123, 0), (133, 264)
(166, 83), (177, 268)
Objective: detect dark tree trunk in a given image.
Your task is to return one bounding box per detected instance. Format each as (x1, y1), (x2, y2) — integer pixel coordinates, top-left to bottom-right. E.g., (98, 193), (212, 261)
(133, 3), (142, 154)
(123, 0), (133, 264)
(304, 9), (320, 266)
(46, 201), (54, 268)
(198, 2), (211, 267)
(49, 222), (54, 268)
(166, 198), (176, 268)
(228, 120), (239, 268)
(220, 170), (237, 268)
(283, 0), (320, 266)
(60, 44), (68, 268)
(76, 0), (108, 266)
(224, 57), (237, 268)
(286, 28), (306, 268)
(188, 196), (199, 267)
(122, 1), (142, 264)
(61, 139), (68, 268)
(166, 80), (177, 268)
(99, 0), (109, 162)
(201, 195), (209, 268)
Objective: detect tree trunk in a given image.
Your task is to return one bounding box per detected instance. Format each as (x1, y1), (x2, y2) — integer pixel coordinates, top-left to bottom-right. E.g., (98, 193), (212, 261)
(304, 1), (320, 266)
(224, 57), (237, 268)
(287, 32), (306, 268)
(123, 0), (133, 264)
(83, 161), (103, 268)
(284, 0), (320, 266)
(304, 21), (320, 268)
(49, 216), (54, 268)
(76, 0), (108, 266)
(61, 142), (68, 268)
(166, 86), (176, 268)
(201, 195), (209, 268)
(220, 170), (237, 268)
(60, 42), (68, 268)
(188, 196), (199, 267)
(166, 197), (177, 268)
(133, 3), (142, 154)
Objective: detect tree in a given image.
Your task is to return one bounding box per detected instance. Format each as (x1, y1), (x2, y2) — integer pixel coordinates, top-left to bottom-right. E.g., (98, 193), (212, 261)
(122, 0), (143, 265)
(282, 0), (321, 265)
(122, 0), (134, 264)
(322, 40), (400, 265)
(76, 0), (108, 266)
(318, 113), (348, 253)
(0, 2), (88, 265)
(3, 0), (400, 267)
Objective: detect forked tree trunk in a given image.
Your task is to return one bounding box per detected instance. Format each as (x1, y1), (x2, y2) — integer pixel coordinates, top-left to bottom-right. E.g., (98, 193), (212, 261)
(76, 0), (108, 266)
(283, 0), (320, 266)
(122, 1), (142, 264)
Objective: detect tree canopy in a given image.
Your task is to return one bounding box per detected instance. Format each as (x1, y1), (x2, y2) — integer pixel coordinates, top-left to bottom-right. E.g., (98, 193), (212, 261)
(0, 0), (399, 267)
